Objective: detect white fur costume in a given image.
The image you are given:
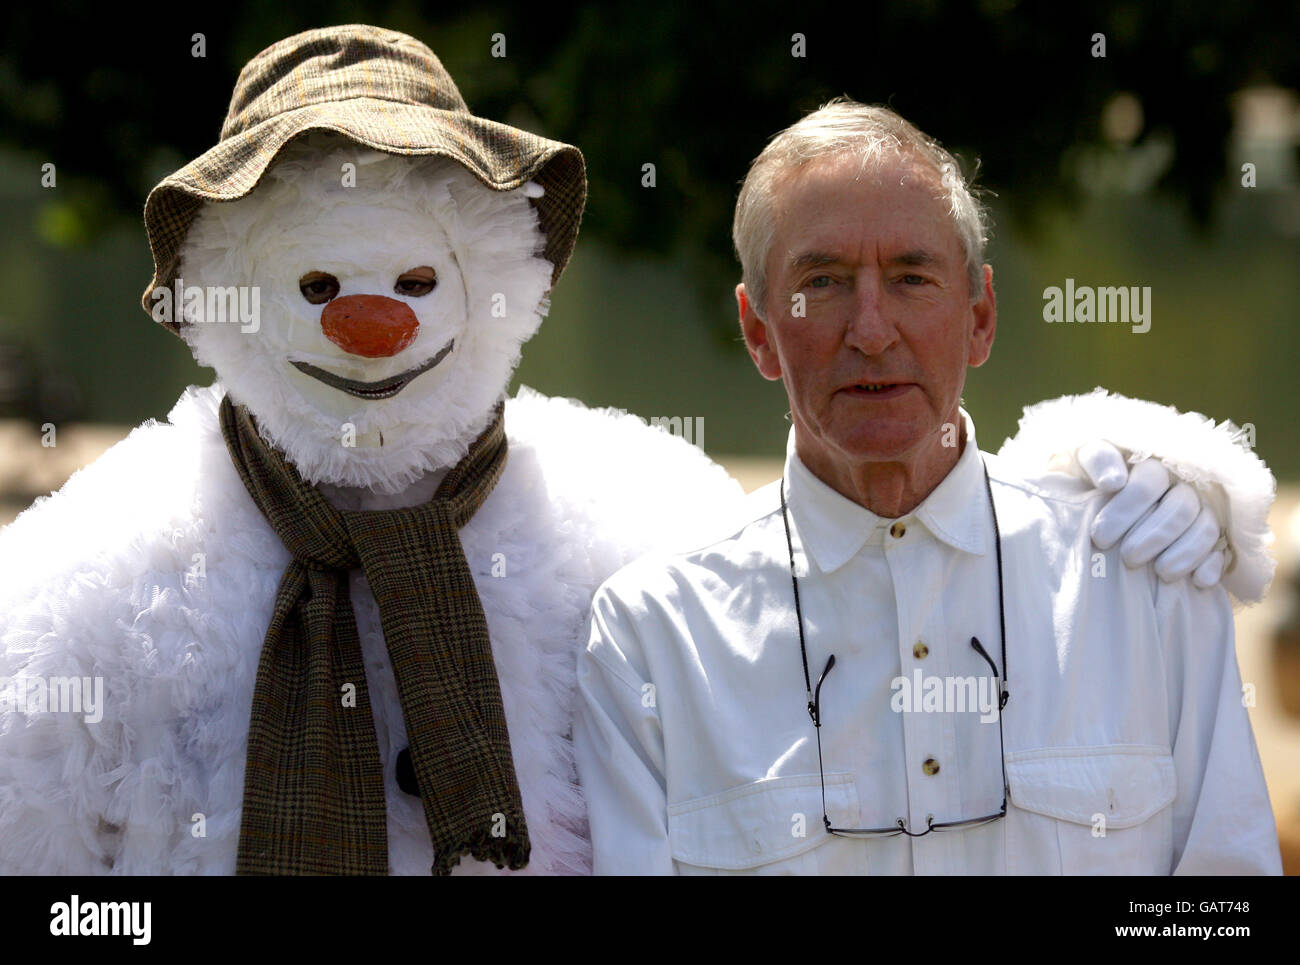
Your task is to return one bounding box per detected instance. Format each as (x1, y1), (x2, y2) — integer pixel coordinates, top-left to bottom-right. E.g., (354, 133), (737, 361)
(998, 389), (1275, 606)
(0, 138), (1276, 875)
(0, 136), (750, 874)
(0, 380), (741, 874)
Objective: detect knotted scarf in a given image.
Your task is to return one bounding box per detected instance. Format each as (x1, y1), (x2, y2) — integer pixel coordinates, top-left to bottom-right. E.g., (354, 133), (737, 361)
(219, 395), (528, 875)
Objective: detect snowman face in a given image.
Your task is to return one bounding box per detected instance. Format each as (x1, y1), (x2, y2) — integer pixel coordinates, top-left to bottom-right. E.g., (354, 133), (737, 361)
(177, 134), (554, 493)
(265, 195), (470, 424)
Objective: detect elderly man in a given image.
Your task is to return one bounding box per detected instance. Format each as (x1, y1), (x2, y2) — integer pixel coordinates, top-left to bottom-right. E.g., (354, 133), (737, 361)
(572, 100), (1281, 875)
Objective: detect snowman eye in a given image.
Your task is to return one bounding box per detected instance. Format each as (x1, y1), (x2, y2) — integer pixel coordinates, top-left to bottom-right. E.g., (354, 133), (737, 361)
(299, 272), (340, 305)
(395, 266), (437, 297)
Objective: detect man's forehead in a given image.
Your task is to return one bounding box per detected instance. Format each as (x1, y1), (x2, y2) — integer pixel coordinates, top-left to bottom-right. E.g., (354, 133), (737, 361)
(769, 152), (959, 268)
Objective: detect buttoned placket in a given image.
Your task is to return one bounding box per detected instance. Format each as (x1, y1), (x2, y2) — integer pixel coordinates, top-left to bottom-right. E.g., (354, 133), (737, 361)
(780, 412), (1001, 874)
(884, 512), (967, 874)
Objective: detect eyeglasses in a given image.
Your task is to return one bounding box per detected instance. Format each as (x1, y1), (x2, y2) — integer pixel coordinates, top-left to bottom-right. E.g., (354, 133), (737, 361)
(806, 641), (1007, 836)
(779, 457), (1011, 839)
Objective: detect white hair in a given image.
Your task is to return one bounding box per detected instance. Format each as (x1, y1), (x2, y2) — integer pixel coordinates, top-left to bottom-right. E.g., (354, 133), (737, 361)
(732, 98), (991, 313)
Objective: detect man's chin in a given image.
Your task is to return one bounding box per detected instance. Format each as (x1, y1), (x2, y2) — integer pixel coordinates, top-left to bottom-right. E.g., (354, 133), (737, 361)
(823, 417), (927, 460)
(837, 438), (924, 464)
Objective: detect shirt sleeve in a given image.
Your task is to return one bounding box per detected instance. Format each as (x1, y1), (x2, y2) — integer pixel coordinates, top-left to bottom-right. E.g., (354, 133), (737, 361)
(572, 585), (675, 875)
(1158, 579), (1283, 874)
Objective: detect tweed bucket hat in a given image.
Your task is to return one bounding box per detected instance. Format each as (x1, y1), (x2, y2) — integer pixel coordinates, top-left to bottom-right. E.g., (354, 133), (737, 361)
(141, 23), (586, 332)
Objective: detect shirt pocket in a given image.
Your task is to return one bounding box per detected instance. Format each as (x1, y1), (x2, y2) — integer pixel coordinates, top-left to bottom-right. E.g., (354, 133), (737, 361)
(1005, 745), (1176, 875)
(668, 772), (862, 875)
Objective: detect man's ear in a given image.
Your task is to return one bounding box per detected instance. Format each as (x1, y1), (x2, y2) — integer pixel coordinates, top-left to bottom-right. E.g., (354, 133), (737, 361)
(967, 264), (997, 368)
(737, 283), (782, 381)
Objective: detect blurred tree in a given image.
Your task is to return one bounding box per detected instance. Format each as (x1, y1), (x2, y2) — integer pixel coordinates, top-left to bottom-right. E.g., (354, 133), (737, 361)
(2, 0), (1297, 323)
(0, 0), (1297, 472)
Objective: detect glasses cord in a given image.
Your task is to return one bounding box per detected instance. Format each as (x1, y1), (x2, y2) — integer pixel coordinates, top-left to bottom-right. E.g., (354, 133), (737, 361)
(780, 456), (1011, 831)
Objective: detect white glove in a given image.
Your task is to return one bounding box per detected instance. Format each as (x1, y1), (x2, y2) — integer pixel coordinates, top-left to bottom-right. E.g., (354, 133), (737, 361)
(998, 390), (1275, 605)
(1080, 440), (1228, 589)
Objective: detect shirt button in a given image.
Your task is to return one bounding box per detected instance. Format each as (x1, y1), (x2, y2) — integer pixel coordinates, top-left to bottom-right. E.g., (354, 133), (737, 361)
(890, 522), (907, 539)
(922, 757), (941, 776)
(913, 641), (929, 659)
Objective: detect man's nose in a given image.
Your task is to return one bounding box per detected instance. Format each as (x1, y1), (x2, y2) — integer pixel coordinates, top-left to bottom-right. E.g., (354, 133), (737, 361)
(844, 281), (898, 355)
(320, 295), (419, 358)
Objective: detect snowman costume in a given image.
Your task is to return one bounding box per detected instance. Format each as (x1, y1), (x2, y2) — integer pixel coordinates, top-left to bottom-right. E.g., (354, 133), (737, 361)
(0, 26), (1275, 875)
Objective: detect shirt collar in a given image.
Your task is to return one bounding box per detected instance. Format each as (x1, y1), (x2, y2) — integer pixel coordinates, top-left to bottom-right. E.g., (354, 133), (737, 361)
(783, 407), (991, 574)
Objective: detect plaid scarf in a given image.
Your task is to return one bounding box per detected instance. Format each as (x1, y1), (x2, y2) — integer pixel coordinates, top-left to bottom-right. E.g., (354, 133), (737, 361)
(219, 395), (529, 875)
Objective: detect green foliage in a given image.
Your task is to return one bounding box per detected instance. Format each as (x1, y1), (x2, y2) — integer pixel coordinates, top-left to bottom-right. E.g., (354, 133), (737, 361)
(4, 1), (1298, 260)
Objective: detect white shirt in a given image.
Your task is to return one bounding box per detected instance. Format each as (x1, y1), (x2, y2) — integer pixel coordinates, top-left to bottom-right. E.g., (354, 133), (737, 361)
(573, 410), (1282, 875)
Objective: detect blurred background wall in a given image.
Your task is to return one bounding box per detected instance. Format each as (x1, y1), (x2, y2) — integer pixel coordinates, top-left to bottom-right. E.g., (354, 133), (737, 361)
(1, 1), (1297, 466)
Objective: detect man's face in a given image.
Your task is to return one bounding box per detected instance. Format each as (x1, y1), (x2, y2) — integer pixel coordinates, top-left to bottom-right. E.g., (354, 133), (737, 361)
(738, 151), (995, 482)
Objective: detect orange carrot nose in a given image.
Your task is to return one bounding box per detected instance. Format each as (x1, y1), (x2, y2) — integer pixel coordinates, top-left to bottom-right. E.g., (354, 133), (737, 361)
(320, 294), (419, 358)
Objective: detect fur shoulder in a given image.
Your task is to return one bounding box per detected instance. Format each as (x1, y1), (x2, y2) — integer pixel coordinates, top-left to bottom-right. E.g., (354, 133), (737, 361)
(505, 386), (746, 570)
(996, 388), (1275, 605)
(0, 385), (234, 603)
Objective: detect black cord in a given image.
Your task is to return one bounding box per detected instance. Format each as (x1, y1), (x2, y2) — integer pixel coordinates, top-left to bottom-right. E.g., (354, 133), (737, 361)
(780, 475), (816, 724)
(981, 460), (1010, 708)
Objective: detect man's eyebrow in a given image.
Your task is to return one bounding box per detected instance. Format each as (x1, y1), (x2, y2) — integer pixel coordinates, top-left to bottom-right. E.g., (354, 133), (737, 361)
(789, 249), (949, 270)
(790, 251), (840, 269)
(886, 249), (946, 268)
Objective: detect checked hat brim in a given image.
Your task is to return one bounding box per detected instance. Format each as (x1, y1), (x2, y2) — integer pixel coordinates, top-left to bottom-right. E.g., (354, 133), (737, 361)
(140, 26), (586, 333)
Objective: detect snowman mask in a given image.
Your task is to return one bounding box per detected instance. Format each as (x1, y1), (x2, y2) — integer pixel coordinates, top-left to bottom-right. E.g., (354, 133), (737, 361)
(178, 132), (554, 493)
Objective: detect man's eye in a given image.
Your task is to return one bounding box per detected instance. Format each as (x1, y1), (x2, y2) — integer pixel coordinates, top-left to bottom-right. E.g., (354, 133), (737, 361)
(901, 274), (927, 285)
(395, 266), (438, 297)
(299, 272), (340, 305)
(808, 275), (833, 288)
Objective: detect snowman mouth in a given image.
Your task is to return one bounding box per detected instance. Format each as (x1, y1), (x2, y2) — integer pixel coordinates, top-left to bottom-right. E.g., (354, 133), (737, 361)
(289, 339), (455, 400)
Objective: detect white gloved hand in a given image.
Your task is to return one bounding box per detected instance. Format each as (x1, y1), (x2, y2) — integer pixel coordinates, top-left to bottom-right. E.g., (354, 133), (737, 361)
(999, 390), (1274, 605)
(1080, 440), (1226, 588)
